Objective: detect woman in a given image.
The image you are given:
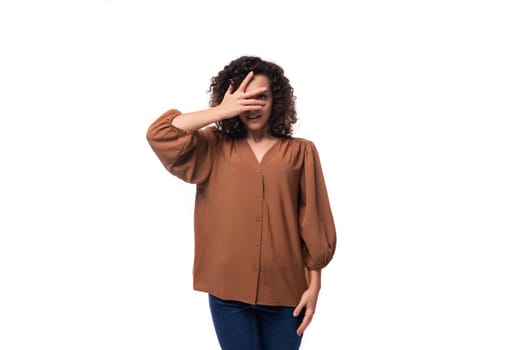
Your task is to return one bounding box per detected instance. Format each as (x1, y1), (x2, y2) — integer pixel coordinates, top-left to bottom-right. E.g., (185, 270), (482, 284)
(146, 56), (336, 350)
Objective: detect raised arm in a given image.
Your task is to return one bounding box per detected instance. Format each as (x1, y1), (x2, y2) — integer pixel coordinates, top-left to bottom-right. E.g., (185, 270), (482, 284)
(172, 71), (268, 131)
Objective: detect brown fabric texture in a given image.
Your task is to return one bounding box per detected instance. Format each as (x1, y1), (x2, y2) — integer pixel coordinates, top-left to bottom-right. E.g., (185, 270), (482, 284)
(146, 109), (337, 306)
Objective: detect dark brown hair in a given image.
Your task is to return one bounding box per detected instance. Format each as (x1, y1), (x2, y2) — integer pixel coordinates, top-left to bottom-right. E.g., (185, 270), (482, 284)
(209, 56), (297, 138)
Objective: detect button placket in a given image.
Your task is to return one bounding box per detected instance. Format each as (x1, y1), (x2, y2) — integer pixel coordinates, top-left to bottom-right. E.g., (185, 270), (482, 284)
(254, 167), (264, 276)
(255, 168), (263, 222)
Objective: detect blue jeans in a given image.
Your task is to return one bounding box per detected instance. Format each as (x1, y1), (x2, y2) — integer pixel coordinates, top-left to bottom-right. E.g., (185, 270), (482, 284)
(208, 294), (305, 350)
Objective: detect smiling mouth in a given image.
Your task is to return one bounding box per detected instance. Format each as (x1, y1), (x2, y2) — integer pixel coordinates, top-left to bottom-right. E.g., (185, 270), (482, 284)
(246, 115), (261, 120)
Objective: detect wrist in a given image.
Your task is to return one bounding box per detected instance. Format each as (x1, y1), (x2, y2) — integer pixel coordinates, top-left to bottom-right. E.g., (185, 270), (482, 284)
(212, 105), (232, 121)
(308, 280), (321, 291)
(306, 269), (321, 291)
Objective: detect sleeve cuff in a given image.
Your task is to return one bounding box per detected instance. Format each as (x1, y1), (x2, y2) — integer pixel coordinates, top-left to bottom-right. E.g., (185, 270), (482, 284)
(162, 109), (198, 137)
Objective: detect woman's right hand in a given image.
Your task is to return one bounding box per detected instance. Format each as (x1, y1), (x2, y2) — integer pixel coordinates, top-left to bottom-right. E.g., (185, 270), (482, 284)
(170, 71), (268, 131)
(215, 71), (268, 120)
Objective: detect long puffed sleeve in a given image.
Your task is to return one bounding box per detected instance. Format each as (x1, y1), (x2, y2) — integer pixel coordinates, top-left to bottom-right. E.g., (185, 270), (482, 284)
(146, 109), (217, 184)
(299, 141), (337, 270)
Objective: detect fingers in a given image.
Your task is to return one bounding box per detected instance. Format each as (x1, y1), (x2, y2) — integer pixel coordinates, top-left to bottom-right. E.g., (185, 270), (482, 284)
(225, 82), (234, 96)
(238, 105), (264, 114)
(293, 301), (304, 317)
(240, 98), (266, 106)
(242, 86), (268, 99)
(296, 309), (314, 336)
(219, 72), (268, 117)
(230, 72), (267, 97)
(238, 71), (254, 92)
(293, 300), (307, 335)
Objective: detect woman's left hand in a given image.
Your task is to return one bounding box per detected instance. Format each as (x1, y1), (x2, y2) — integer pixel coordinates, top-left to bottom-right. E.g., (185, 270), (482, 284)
(293, 286), (320, 336)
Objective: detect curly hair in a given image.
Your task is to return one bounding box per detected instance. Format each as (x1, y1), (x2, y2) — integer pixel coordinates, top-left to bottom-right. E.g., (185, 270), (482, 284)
(208, 56), (297, 138)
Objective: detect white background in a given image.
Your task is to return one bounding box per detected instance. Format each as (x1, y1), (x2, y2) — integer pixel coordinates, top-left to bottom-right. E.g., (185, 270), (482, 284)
(1, 0), (524, 349)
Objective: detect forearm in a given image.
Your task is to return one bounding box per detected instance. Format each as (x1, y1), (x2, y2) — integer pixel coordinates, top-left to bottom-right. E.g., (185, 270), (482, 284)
(306, 269), (321, 291)
(171, 106), (230, 131)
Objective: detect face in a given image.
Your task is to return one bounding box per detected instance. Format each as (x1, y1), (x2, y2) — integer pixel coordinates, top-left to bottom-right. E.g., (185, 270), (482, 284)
(238, 74), (273, 136)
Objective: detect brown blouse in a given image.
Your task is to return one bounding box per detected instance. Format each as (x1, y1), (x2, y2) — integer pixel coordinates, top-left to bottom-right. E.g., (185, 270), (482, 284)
(146, 109), (336, 307)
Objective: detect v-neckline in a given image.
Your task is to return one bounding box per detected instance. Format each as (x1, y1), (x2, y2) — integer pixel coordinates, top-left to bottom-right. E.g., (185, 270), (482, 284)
(244, 138), (280, 165)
